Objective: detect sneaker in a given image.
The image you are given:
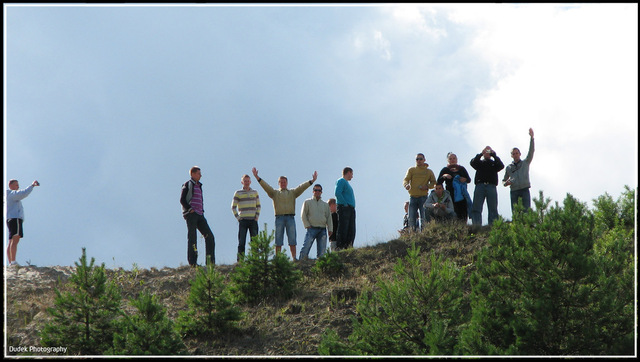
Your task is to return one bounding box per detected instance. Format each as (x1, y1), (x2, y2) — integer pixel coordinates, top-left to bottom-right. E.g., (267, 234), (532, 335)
(8, 261), (18, 268)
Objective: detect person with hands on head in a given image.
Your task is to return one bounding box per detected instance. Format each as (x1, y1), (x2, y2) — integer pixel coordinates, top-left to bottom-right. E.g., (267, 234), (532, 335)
(252, 167), (317, 261)
(470, 146), (504, 226)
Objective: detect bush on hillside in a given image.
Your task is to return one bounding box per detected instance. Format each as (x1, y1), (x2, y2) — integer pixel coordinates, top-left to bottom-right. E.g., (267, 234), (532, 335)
(110, 291), (186, 355)
(592, 185), (636, 234)
(177, 258), (243, 338)
(319, 244), (466, 355)
(230, 226), (302, 305)
(312, 251), (346, 277)
(460, 191), (635, 355)
(40, 248), (122, 355)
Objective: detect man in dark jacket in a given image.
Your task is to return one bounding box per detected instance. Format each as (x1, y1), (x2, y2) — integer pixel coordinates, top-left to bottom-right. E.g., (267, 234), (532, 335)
(470, 146), (505, 226)
(180, 166), (215, 266)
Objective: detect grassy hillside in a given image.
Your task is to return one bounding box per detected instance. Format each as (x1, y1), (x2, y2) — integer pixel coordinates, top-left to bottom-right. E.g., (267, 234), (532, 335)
(5, 221), (488, 356)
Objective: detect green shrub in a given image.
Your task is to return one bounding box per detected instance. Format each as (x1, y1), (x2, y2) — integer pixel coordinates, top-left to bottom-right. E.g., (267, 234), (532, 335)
(110, 291), (186, 355)
(177, 258), (243, 337)
(460, 192), (635, 355)
(312, 251), (345, 277)
(593, 185), (636, 235)
(230, 226), (302, 305)
(320, 244), (466, 355)
(40, 248), (122, 355)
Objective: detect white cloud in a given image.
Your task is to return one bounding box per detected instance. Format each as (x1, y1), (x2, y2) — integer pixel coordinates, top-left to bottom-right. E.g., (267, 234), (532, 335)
(389, 5), (447, 39)
(459, 3), (638, 207)
(373, 30), (392, 61)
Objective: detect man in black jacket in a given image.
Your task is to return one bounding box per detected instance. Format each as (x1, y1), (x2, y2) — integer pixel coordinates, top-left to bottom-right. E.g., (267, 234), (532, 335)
(180, 166), (215, 266)
(470, 146), (504, 226)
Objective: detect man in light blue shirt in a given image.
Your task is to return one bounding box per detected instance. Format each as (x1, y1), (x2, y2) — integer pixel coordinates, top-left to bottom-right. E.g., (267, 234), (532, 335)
(335, 167), (356, 250)
(6, 179), (40, 267)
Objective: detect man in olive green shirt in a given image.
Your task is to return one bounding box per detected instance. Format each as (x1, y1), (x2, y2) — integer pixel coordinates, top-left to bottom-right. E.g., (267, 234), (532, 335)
(403, 153), (436, 230)
(252, 167), (317, 260)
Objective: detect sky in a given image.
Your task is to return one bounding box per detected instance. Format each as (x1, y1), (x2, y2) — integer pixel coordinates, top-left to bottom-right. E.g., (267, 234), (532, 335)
(3, 3), (638, 269)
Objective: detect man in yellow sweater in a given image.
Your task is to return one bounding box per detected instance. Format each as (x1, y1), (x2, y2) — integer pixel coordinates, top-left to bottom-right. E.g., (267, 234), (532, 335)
(252, 167), (317, 260)
(403, 153), (436, 231)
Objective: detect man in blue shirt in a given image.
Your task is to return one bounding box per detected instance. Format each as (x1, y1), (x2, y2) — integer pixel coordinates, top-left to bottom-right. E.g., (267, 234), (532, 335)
(335, 167), (356, 250)
(6, 179), (40, 267)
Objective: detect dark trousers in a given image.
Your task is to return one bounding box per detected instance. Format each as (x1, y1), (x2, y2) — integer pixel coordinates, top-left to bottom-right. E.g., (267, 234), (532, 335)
(237, 219), (258, 261)
(336, 205), (356, 249)
(186, 212), (215, 265)
(510, 188), (531, 213)
(453, 200), (468, 221)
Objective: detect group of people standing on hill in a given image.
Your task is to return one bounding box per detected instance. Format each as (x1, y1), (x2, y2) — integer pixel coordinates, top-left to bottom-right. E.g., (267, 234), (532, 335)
(180, 166), (356, 267)
(5, 129), (534, 269)
(403, 128), (535, 231)
(180, 128), (535, 267)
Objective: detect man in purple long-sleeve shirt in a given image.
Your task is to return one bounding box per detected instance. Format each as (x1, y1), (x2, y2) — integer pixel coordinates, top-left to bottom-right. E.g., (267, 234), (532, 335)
(180, 166), (215, 267)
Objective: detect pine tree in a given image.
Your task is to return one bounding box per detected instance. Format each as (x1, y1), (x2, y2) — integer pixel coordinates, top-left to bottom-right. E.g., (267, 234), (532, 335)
(230, 226), (301, 305)
(461, 191), (634, 355)
(177, 257), (243, 337)
(320, 244), (466, 355)
(110, 291), (186, 355)
(40, 248), (122, 355)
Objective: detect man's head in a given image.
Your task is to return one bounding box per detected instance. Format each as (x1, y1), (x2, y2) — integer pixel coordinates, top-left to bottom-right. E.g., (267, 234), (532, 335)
(415, 153), (425, 166)
(241, 174), (251, 188)
(483, 146), (494, 160)
(511, 148), (522, 162)
(190, 166), (202, 182)
(434, 183), (445, 197)
(313, 184), (323, 199)
(343, 167), (353, 181)
(8, 179), (19, 190)
(447, 152), (458, 165)
(328, 198), (337, 212)
(278, 176), (288, 189)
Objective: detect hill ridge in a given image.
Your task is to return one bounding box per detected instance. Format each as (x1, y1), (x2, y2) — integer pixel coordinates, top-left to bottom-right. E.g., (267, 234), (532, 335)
(5, 223), (489, 356)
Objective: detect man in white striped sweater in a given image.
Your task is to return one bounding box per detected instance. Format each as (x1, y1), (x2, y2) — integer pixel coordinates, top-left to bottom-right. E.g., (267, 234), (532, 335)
(231, 174), (261, 262)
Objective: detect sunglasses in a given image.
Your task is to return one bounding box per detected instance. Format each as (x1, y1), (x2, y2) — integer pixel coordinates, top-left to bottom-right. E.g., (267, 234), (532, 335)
(313, 189), (323, 192)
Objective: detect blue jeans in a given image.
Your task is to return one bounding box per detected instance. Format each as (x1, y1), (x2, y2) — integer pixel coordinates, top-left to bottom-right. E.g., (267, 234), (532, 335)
(471, 183), (499, 226)
(510, 188), (531, 213)
(237, 219), (258, 260)
(299, 227), (328, 260)
(408, 195), (428, 231)
(275, 215), (297, 246)
(185, 212), (215, 266)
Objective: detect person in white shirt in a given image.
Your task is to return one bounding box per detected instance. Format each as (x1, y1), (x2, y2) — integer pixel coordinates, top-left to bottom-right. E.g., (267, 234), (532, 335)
(299, 184), (333, 260)
(6, 179), (40, 267)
